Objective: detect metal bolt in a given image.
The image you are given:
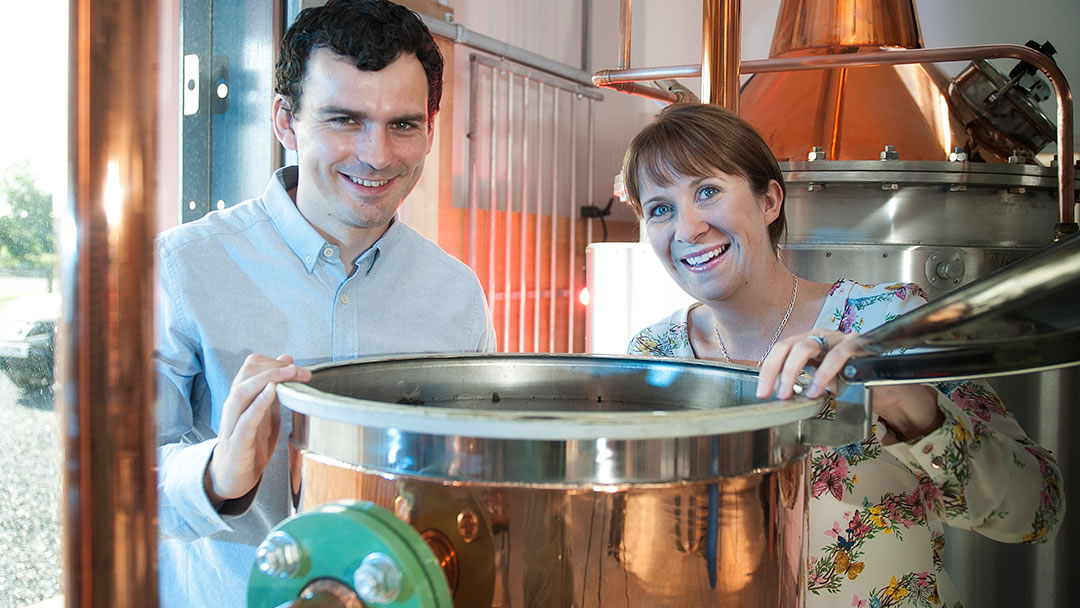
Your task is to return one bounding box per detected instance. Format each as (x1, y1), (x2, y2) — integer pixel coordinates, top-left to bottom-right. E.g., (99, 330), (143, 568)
(457, 508), (480, 543)
(254, 531), (303, 580)
(881, 182), (899, 191)
(807, 146), (827, 161)
(807, 183), (826, 192)
(354, 553), (403, 605)
(393, 495), (412, 524)
(948, 146), (968, 162)
(1008, 149), (1027, 164)
(880, 145), (899, 161)
(936, 260), (964, 280)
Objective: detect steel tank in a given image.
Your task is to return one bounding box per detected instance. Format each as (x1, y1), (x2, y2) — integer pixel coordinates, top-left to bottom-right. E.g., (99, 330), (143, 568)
(779, 158), (1078, 608)
(249, 354), (874, 608)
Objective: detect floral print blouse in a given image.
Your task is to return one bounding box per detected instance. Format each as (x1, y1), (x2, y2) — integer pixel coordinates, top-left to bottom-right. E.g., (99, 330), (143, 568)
(628, 279), (1064, 608)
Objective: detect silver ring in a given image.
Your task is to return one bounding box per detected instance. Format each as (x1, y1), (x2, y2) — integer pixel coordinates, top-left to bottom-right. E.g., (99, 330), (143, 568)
(810, 334), (828, 358)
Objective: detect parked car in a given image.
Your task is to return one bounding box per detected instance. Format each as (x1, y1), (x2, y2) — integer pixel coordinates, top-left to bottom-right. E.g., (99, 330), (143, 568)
(0, 293), (59, 391)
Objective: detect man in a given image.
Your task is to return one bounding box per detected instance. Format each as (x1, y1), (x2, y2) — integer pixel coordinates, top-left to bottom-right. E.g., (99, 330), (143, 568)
(155, 2), (496, 605)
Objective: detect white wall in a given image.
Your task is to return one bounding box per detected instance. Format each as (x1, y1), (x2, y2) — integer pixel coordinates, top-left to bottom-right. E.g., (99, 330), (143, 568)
(448, 0), (1080, 228)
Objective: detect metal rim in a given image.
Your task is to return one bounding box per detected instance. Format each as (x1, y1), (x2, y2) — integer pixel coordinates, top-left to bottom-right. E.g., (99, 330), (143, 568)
(276, 353), (825, 441)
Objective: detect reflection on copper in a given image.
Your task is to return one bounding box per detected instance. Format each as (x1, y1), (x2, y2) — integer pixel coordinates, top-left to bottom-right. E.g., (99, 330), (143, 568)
(925, 302), (973, 325)
(294, 450), (808, 607)
(769, 0), (922, 56)
(741, 62), (969, 162)
(421, 529), (460, 595)
(62, 0), (159, 606)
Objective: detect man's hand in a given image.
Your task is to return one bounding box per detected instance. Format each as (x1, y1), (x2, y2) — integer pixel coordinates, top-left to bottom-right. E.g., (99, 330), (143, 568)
(204, 354), (312, 505)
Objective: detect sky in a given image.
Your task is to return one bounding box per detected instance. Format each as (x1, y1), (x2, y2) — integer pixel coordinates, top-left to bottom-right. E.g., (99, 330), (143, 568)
(0, 0), (69, 200)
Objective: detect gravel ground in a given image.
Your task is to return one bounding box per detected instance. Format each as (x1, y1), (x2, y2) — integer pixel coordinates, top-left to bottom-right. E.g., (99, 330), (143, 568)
(0, 376), (61, 608)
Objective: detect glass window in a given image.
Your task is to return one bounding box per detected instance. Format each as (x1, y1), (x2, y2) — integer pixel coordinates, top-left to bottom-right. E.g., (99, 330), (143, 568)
(0, 1), (67, 606)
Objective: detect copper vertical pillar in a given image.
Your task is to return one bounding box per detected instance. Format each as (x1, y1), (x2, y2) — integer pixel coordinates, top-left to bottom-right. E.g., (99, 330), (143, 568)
(63, 0), (158, 606)
(701, 0), (740, 110)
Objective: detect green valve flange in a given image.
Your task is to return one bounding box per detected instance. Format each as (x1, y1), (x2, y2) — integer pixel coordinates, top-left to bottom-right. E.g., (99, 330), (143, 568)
(248, 500), (453, 608)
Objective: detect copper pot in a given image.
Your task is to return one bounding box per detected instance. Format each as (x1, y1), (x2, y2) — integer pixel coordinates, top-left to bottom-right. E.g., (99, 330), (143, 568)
(254, 355), (870, 608)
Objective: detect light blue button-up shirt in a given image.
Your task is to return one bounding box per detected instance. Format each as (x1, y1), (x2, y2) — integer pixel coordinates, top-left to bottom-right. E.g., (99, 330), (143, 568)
(155, 166), (496, 607)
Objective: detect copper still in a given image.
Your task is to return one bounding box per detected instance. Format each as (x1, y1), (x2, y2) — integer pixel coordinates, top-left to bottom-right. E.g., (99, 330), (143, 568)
(251, 232), (1080, 608)
(588, 1), (1077, 607)
(250, 355), (862, 607)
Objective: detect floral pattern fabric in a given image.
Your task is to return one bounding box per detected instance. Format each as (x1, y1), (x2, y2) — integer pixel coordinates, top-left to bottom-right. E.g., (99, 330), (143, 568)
(628, 279), (1064, 608)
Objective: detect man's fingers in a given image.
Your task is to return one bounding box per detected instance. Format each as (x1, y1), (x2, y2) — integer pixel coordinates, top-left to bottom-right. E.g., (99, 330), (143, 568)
(219, 362), (303, 438)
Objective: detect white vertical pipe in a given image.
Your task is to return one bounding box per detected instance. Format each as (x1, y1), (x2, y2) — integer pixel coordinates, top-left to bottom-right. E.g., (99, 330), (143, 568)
(567, 96), (578, 353)
(586, 100), (595, 247)
(533, 83), (544, 352)
(548, 90), (560, 353)
(585, 100), (595, 353)
(467, 57), (479, 270)
(518, 76), (530, 352)
(487, 66), (498, 325)
(502, 70), (513, 352)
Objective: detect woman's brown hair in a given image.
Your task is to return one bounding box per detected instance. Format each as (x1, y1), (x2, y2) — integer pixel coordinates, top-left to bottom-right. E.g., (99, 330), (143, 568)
(622, 103), (787, 250)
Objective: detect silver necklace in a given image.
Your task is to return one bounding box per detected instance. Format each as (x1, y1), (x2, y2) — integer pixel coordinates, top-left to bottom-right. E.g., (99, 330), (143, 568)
(712, 274), (798, 366)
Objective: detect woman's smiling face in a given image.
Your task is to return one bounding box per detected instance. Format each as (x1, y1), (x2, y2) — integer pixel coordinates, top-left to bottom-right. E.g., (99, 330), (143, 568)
(638, 168), (783, 304)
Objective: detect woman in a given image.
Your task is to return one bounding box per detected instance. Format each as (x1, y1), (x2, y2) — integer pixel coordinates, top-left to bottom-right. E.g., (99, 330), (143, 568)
(623, 103), (1063, 606)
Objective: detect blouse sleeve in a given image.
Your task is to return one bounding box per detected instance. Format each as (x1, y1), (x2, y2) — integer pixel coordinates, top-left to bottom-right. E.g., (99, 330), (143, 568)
(849, 282), (1065, 544)
(883, 382), (1064, 543)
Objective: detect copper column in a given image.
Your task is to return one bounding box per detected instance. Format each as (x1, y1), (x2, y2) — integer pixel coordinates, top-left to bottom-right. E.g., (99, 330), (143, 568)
(701, 0), (740, 110)
(63, 0), (159, 606)
(591, 44), (1076, 239)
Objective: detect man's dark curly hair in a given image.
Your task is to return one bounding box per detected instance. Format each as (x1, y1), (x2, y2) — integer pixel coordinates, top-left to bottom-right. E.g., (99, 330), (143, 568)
(274, 0), (444, 125)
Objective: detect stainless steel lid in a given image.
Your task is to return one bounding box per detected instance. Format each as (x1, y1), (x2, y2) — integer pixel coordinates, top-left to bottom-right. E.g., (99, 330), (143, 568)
(845, 232), (1080, 382)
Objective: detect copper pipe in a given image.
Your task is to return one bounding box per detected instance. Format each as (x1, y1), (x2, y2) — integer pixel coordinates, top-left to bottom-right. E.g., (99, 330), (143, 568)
(64, 0), (158, 606)
(591, 78), (673, 103)
(592, 43), (1076, 237)
(618, 0), (632, 69)
(701, 0), (740, 110)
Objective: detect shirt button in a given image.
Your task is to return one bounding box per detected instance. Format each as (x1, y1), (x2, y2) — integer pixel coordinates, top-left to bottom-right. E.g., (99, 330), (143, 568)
(305, 256), (312, 264)
(323, 247), (334, 257)
(930, 456), (944, 469)
(921, 443), (934, 454)
(340, 295), (349, 304)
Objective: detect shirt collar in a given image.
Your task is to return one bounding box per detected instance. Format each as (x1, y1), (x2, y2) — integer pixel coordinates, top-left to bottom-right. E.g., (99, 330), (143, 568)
(261, 167), (327, 273)
(260, 166), (406, 275)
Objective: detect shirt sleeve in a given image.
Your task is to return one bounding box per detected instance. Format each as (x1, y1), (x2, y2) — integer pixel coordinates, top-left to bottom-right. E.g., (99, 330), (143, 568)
(855, 283), (1065, 544)
(155, 242), (235, 542)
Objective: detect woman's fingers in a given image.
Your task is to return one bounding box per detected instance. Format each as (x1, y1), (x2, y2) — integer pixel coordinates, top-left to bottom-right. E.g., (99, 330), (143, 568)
(757, 330), (858, 400)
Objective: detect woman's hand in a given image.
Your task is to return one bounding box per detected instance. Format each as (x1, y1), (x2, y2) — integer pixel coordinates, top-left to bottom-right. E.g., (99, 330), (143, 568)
(756, 329), (857, 400)
(756, 331), (944, 442)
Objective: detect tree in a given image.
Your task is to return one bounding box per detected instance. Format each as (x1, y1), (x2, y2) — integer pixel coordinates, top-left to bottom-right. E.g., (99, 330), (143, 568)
(0, 162), (55, 275)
